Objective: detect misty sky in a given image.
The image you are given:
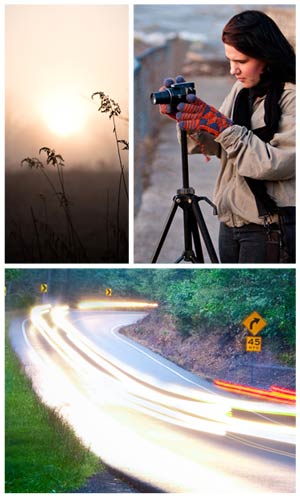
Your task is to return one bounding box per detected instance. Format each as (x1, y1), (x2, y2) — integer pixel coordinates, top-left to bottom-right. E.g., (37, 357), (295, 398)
(5, 4), (128, 169)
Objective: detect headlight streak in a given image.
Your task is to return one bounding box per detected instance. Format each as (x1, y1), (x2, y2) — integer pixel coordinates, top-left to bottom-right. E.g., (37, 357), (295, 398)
(55, 390), (249, 494)
(107, 326), (294, 443)
(30, 304), (101, 376)
(29, 304), (296, 447)
(24, 306), (92, 411)
(93, 316), (296, 430)
(77, 300), (159, 310)
(51, 306), (229, 436)
(19, 304), (295, 492)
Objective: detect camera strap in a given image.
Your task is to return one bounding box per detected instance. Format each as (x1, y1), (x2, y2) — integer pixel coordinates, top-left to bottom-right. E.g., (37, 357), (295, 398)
(243, 176), (278, 219)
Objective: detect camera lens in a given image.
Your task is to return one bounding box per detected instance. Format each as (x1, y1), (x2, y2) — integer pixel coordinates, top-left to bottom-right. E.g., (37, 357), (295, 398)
(150, 89), (171, 105)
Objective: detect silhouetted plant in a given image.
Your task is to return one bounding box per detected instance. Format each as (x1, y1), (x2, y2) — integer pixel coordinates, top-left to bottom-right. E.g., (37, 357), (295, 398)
(91, 91), (128, 259)
(21, 147), (89, 262)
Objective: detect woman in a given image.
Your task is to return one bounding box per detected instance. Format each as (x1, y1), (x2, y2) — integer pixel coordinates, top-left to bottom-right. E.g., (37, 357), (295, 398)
(160, 10), (295, 263)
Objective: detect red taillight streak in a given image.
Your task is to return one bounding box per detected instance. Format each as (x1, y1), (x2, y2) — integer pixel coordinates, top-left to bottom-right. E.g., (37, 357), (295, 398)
(214, 380), (296, 404)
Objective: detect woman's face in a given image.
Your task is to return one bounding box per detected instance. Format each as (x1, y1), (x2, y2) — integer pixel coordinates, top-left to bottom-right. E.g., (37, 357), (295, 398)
(224, 44), (266, 88)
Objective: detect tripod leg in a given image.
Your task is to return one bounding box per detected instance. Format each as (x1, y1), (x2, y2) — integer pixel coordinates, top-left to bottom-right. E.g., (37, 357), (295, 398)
(151, 200), (179, 262)
(174, 207), (202, 263)
(183, 207), (194, 255)
(189, 211), (204, 262)
(192, 201), (219, 263)
(174, 249), (199, 263)
(171, 206), (203, 263)
(174, 253), (185, 263)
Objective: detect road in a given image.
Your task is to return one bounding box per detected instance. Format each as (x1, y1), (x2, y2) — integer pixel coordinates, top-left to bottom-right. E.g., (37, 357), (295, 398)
(9, 304), (296, 493)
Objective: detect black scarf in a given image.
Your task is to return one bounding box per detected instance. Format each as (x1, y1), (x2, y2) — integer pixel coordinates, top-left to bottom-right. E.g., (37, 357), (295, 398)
(233, 77), (284, 217)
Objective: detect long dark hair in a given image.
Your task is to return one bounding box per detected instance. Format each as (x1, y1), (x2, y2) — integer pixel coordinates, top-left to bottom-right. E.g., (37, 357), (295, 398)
(222, 10), (295, 83)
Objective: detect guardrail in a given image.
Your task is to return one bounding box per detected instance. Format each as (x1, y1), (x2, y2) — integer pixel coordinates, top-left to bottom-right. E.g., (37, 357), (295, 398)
(208, 360), (295, 391)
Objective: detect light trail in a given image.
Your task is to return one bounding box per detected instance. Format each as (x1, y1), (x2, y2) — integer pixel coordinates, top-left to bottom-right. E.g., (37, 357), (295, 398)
(50, 306), (230, 436)
(77, 300), (158, 310)
(214, 379), (296, 404)
(31, 305), (296, 443)
(16, 303), (295, 493)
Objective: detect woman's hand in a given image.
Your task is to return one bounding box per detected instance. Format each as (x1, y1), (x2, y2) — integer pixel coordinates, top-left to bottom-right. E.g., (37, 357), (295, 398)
(189, 130), (222, 157)
(158, 75), (232, 137)
(176, 98), (233, 137)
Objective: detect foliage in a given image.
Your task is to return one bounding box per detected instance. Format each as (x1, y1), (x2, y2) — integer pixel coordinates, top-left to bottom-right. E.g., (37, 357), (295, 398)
(160, 269), (295, 347)
(5, 269), (23, 282)
(5, 269), (295, 353)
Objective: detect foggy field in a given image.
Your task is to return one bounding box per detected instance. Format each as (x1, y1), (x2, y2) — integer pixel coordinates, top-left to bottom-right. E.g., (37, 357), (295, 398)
(5, 166), (128, 263)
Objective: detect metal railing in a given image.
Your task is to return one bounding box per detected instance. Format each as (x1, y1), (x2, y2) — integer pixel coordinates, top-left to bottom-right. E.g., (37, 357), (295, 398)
(213, 357), (295, 390)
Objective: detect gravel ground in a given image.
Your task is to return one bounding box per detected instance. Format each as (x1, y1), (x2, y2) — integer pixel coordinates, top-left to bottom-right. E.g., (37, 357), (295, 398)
(73, 467), (163, 493)
(73, 470), (140, 493)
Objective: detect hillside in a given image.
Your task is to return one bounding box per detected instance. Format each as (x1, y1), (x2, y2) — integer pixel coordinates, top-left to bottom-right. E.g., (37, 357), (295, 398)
(120, 310), (295, 390)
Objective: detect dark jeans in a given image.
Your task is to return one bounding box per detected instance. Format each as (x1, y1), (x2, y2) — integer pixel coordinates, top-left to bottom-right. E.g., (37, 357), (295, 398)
(219, 222), (281, 263)
(278, 207), (296, 263)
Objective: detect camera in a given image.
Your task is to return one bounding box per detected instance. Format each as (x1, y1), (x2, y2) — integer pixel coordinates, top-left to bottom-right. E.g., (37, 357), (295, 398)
(150, 81), (196, 112)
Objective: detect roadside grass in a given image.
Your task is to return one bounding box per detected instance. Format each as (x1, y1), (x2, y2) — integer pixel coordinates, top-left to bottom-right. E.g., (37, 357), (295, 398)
(5, 323), (103, 493)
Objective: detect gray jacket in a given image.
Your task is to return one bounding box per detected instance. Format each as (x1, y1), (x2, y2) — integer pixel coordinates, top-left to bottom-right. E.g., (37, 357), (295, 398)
(187, 81), (295, 227)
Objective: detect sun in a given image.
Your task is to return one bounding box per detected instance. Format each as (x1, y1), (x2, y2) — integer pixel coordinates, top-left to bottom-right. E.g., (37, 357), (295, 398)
(40, 92), (88, 137)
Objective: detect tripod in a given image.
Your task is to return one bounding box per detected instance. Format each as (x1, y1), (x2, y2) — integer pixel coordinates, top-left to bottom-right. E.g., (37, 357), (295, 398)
(151, 130), (219, 263)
